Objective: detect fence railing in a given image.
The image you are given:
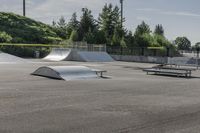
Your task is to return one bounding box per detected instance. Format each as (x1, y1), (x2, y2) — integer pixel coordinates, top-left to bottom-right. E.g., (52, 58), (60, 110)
(67, 42), (106, 52)
(107, 46), (179, 57)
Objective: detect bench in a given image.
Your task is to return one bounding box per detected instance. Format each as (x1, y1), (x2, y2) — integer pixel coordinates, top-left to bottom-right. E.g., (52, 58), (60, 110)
(92, 69), (107, 77)
(143, 68), (194, 78)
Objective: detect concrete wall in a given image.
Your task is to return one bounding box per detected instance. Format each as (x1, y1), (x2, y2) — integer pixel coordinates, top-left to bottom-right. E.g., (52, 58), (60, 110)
(111, 55), (168, 64)
(111, 55), (200, 66)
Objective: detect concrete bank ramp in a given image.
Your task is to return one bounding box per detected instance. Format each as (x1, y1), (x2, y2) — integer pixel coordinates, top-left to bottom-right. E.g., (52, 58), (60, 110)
(73, 51), (114, 62)
(32, 66), (98, 80)
(0, 51), (26, 63)
(44, 48), (114, 62)
(44, 48), (71, 61)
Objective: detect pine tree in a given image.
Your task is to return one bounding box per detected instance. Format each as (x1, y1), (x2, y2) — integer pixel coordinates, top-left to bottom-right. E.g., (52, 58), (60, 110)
(79, 8), (97, 41)
(134, 21), (151, 36)
(111, 26), (121, 46)
(154, 24), (164, 36)
(98, 3), (121, 45)
(56, 16), (67, 39)
(134, 21), (152, 47)
(52, 20), (57, 27)
(66, 12), (79, 39)
(57, 16), (66, 28)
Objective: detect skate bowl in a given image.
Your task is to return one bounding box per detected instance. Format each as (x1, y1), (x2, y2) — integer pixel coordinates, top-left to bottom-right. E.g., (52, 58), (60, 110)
(44, 48), (114, 62)
(32, 66), (98, 80)
(0, 51), (27, 63)
(43, 48), (72, 61)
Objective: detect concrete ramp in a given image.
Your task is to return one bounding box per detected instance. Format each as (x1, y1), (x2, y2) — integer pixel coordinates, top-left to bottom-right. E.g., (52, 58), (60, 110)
(44, 48), (114, 62)
(32, 66), (98, 80)
(74, 51), (114, 62)
(0, 51), (26, 63)
(44, 48), (71, 61)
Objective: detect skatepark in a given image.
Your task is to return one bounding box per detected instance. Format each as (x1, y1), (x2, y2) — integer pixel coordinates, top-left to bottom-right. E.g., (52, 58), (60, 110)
(1, 50), (200, 133)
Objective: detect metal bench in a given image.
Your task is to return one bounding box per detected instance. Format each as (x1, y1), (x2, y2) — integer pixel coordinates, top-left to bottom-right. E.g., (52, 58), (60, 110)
(143, 67), (194, 78)
(92, 69), (107, 77)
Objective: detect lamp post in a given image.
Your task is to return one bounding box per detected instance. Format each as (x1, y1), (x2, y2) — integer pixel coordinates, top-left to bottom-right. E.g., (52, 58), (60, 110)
(23, 0), (26, 16)
(120, 0), (124, 29)
(120, 0), (124, 55)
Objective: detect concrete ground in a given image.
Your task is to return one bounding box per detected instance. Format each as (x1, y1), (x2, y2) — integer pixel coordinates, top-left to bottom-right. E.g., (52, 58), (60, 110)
(0, 60), (200, 133)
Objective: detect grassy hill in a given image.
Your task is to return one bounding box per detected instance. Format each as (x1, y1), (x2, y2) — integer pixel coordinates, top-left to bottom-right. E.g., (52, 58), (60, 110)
(0, 12), (62, 44)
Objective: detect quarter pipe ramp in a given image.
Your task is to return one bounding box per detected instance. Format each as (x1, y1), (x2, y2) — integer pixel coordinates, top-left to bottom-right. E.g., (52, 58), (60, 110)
(43, 48), (72, 61)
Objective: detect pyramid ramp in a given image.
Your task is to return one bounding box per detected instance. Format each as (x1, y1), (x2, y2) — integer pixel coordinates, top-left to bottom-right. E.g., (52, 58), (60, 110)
(72, 51), (114, 62)
(44, 48), (72, 61)
(0, 51), (27, 63)
(32, 66), (98, 80)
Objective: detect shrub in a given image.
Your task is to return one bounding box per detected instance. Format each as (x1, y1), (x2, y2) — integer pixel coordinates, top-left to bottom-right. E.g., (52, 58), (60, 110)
(0, 31), (12, 43)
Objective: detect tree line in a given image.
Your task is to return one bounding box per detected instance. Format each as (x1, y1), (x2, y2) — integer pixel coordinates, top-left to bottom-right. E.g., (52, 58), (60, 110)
(52, 3), (199, 51)
(52, 4), (171, 48)
(0, 3), (199, 52)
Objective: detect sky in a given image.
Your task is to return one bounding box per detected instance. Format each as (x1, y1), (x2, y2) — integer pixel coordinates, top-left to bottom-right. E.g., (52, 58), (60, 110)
(0, 0), (200, 44)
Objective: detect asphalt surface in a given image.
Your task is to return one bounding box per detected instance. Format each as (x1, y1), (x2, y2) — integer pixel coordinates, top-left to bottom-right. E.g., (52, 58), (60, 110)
(0, 60), (200, 133)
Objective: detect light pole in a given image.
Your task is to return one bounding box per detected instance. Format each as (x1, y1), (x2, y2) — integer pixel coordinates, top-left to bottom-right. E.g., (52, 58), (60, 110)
(23, 0), (26, 16)
(120, 0), (124, 29)
(120, 0), (124, 54)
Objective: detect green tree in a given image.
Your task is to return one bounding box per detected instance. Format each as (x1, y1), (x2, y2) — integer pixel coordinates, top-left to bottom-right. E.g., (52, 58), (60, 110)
(79, 8), (97, 40)
(196, 42), (200, 47)
(98, 3), (121, 45)
(52, 20), (57, 27)
(66, 12), (79, 39)
(154, 24), (164, 36)
(57, 16), (66, 28)
(111, 27), (121, 46)
(134, 21), (151, 47)
(154, 34), (171, 47)
(125, 31), (135, 48)
(69, 30), (78, 42)
(55, 16), (68, 39)
(0, 31), (12, 43)
(93, 30), (106, 44)
(83, 28), (95, 44)
(193, 42), (200, 51)
(142, 33), (158, 47)
(134, 21), (151, 36)
(120, 37), (127, 48)
(175, 37), (191, 50)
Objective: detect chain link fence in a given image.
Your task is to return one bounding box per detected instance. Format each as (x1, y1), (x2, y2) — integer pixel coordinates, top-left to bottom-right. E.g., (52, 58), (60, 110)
(67, 41), (107, 52)
(107, 46), (179, 57)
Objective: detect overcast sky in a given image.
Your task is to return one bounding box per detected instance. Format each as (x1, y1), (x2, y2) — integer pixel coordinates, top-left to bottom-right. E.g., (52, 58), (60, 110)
(0, 0), (200, 44)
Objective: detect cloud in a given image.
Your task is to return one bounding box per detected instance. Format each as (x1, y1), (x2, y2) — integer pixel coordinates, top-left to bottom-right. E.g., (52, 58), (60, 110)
(136, 8), (160, 12)
(163, 11), (200, 17)
(136, 8), (200, 18)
